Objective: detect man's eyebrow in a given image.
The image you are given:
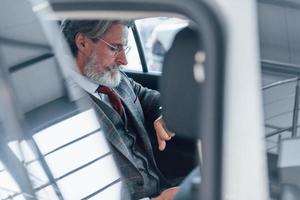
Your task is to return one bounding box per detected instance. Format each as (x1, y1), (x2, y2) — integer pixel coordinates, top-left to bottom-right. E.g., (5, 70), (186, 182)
(111, 42), (127, 47)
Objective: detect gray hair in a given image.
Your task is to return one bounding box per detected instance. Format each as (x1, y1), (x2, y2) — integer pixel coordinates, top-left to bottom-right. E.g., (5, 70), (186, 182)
(61, 20), (132, 56)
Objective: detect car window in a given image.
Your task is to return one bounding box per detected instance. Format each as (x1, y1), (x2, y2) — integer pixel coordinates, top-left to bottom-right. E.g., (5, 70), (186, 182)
(124, 29), (142, 71)
(135, 17), (188, 72)
(105, 17), (188, 73)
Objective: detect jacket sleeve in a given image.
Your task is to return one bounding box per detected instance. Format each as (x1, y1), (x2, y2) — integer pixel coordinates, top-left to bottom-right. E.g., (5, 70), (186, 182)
(126, 74), (162, 124)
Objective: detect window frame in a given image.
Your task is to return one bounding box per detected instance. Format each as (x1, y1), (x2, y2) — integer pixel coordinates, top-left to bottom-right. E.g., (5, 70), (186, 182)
(131, 23), (149, 73)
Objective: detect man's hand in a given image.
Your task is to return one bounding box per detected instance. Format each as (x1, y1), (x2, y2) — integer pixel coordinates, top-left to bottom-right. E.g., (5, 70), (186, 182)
(151, 187), (178, 200)
(153, 117), (175, 151)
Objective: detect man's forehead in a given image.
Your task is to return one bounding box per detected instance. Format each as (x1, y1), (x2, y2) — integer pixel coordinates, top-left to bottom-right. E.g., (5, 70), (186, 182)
(107, 23), (128, 33)
(104, 23), (129, 44)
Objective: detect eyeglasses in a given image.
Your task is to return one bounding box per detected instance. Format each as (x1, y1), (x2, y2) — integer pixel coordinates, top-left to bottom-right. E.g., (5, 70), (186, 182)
(99, 38), (131, 57)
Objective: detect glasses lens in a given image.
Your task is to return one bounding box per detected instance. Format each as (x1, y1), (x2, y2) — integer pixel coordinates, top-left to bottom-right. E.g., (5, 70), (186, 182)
(124, 46), (131, 55)
(115, 46), (131, 57)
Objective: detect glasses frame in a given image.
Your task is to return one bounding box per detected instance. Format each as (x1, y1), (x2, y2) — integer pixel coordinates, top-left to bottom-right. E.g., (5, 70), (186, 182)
(98, 38), (131, 57)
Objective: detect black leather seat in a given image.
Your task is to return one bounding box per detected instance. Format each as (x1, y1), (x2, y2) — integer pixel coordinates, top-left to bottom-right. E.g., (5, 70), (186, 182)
(160, 26), (203, 200)
(152, 27), (202, 184)
(160, 27), (203, 139)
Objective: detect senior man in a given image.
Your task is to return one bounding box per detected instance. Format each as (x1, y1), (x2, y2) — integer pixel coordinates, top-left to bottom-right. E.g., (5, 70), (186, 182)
(61, 20), (177, 200)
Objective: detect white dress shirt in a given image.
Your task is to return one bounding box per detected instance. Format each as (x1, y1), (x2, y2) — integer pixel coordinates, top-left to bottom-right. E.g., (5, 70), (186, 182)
(70, 70), (113, 108)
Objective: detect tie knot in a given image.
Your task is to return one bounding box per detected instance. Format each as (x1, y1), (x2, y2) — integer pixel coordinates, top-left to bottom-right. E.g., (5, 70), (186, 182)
(96, 85), (123, 117)
(96, 85), (114, 95)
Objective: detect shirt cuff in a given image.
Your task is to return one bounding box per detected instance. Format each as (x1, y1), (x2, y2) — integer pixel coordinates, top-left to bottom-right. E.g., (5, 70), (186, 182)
(152, 106), (163, 122)
(154, 115), (162, 123)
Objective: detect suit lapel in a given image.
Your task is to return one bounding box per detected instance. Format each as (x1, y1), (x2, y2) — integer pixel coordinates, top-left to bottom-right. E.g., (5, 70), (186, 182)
(115, 80), (144, 124)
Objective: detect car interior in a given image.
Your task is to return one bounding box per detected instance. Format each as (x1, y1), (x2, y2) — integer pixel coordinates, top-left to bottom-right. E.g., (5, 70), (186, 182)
(2, 0), (300, 200)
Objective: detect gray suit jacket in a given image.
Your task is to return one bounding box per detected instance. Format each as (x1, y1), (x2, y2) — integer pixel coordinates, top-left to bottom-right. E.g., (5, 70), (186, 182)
(90, 71), (170, 199)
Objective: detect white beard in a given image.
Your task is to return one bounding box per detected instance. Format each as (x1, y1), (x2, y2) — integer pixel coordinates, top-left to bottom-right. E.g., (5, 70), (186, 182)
(84, 52), (121, 88)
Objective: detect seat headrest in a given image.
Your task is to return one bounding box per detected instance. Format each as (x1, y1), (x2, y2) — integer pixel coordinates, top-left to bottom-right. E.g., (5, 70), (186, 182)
(160, 27), (203, 139)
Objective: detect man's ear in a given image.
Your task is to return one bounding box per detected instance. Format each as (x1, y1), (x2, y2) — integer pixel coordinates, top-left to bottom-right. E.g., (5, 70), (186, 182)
(75, 32), (92, 56)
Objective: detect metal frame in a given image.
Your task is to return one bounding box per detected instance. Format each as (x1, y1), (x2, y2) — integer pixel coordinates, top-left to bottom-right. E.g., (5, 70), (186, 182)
(9, 53), (54, 73)
(263, 77), (300, 140)
(262, 59), (300, 76)
(26, 138), (64, 200)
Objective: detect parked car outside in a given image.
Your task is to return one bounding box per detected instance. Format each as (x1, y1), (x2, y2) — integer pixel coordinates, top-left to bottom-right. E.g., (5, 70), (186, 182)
(146, 19), (188, 72)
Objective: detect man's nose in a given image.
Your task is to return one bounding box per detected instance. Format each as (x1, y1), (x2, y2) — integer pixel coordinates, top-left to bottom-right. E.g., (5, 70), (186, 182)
(115, 50), (128, 65)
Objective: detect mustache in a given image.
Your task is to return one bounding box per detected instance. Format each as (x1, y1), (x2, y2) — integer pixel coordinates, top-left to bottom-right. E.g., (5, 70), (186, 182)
(88, 64), (122, 73)
(107, 64), (121, 71)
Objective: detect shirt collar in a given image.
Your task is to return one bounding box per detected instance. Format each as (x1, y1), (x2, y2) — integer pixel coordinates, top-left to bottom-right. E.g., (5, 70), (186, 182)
(70, 69), (99, 95)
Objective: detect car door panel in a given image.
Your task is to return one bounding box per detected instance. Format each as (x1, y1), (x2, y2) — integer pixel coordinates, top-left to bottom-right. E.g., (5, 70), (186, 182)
(125, 71), (160, 90)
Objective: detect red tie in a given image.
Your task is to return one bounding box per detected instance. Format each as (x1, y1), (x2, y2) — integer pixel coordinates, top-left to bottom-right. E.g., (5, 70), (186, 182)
(96, 86), (123, 116)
